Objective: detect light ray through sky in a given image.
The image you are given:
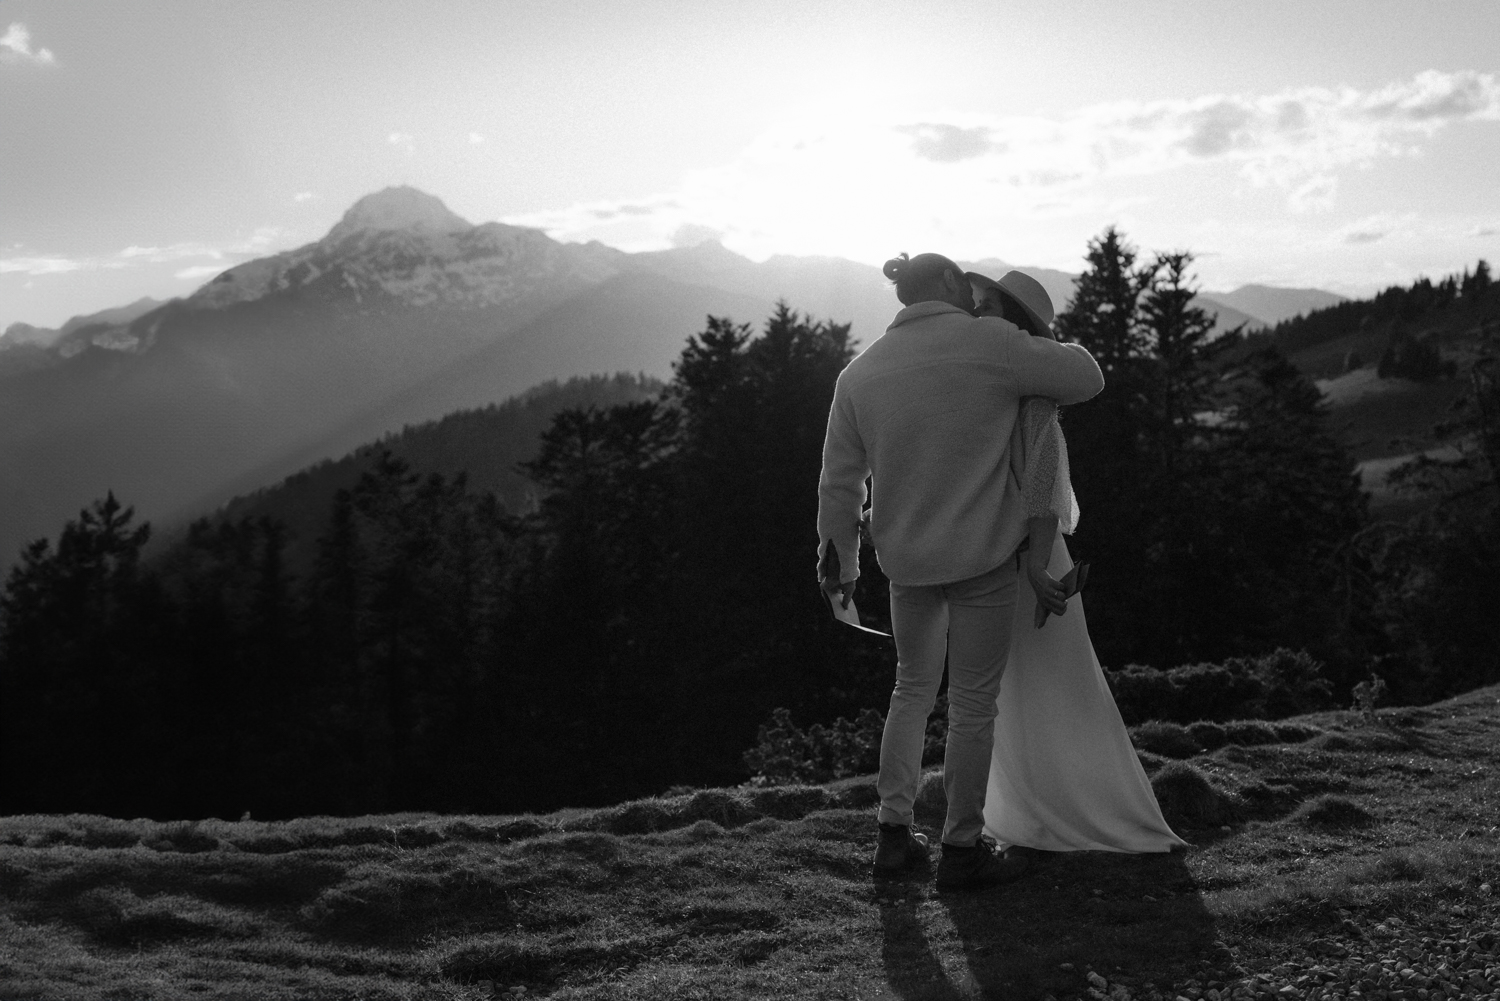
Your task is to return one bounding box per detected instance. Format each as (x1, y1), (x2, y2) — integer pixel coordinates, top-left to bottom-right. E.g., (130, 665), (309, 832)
(2, 0), (1499, 329)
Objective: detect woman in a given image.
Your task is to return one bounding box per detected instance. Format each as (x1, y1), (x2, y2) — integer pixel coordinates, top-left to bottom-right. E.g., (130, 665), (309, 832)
(969, 270), (1186, 854)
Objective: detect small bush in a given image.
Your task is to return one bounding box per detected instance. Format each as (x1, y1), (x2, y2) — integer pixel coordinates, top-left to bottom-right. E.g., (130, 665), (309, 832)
(742, 707), (882, 786)
(744, 697), (950, 786)
(1107, 648), (1332, 726)
(1130, 721), (1202, 759)
(1150, 762), (1239, 827)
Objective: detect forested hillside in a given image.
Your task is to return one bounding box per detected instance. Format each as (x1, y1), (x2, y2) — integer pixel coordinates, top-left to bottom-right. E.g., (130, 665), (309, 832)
(157, 373), (662, 573)
(2, 233), (1495, 822)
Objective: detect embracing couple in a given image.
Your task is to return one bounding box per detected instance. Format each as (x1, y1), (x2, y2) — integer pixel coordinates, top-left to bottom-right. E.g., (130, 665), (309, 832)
(816, 252), (1185, 893)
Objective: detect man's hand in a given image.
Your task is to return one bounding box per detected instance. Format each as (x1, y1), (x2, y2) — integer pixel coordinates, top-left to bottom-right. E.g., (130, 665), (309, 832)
(822, 576), (856, 610)
(1026, 557), (1068, 625)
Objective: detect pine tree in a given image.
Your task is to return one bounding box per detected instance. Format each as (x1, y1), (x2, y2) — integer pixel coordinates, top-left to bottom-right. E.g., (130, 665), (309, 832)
(1054, 226), (1159, 375)
(0, 494), (157, 813)
(1139, 251), (1227, 478)
(1051, 229), (1159, 662)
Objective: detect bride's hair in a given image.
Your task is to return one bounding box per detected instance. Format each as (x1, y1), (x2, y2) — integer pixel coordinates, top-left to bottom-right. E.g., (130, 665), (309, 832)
(883, 252), (965, 306)
(999, 295), (1049, 339)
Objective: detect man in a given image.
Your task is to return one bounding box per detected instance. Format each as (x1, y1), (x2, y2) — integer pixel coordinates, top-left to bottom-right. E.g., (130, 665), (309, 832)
(816, 252), (1104, 891)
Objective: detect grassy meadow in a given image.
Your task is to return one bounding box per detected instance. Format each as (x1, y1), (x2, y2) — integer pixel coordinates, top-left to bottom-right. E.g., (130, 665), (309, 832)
(2, 685), (1498, 1001)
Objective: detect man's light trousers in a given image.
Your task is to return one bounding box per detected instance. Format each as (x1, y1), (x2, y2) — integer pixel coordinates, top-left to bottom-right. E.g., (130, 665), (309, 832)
(876, 561), (1018, 847)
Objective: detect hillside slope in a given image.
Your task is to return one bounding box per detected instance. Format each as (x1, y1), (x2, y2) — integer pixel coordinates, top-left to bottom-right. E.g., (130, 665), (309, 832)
(2, 685), (1496, 1000)
(1206, 284), (1346, 327)
(160, 373), (662, 570)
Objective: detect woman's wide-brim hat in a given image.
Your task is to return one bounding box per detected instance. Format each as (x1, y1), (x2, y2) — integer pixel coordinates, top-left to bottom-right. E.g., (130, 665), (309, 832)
(966, 269), (1055, 332)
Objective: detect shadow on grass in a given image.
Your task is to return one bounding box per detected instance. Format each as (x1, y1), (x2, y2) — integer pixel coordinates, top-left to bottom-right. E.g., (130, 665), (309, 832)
(877, 891), (967, 1001)
(876, 850), (1223, 1000)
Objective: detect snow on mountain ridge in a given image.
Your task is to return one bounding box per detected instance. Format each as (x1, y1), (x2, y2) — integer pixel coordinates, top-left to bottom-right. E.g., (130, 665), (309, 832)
(188, 200), (621, 311)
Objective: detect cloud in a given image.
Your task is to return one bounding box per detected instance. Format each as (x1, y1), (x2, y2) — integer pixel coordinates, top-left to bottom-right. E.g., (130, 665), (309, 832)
(898, 123), (996, 163)
(468, 132), (485, 145)
(1, 22), (55, 66)
(387, 131), (415, 150)
(505, 70), (1500, 263)
(0, 256), (80, 276)
(293, 191), (317, 203)
(0, 229), (287, 279)
(1289, 174), (1338, 214)
(175, 264), (226, 280)
(1471, 226), (1498, 237)
(1335, 213), (1418, 247)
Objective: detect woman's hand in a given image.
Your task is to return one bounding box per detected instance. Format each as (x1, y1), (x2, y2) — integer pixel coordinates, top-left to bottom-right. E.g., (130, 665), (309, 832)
(821, 576), (856, 610)
(1027, 560), (1068, 619)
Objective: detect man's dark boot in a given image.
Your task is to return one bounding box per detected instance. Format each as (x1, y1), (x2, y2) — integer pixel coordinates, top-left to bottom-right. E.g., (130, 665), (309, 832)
(873, 822), (930, 873)
(935, 838), (1030, 891)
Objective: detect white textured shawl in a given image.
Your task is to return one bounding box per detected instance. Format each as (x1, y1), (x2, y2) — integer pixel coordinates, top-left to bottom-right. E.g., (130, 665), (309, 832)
(1015, 396), (1081, 534)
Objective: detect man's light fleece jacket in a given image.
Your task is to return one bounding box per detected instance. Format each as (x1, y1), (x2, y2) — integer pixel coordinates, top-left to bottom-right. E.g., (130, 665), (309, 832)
(816, 300), (1105, 587)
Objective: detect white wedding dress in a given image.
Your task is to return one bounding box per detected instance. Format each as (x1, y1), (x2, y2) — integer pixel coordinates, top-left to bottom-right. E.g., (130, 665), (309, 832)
(981, 400), (1186, 853)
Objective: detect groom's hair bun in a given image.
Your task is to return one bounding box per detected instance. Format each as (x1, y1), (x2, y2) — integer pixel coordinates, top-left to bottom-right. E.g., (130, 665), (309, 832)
(884, 251), (964, 306)
(882, 253), (910, 282)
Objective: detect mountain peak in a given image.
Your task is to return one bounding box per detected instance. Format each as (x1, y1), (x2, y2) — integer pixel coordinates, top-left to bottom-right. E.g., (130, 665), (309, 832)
(325, 186), (472, 242)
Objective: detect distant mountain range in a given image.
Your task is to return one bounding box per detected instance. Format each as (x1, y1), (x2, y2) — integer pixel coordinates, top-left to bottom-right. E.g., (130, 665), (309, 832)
(1200, 285), (1346, 327)
(0, 185), (1346, 568)
(0, 297), (166, 350)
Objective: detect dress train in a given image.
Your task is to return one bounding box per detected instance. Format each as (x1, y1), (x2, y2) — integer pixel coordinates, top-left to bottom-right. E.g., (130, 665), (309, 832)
(982, 531), (1187, 853)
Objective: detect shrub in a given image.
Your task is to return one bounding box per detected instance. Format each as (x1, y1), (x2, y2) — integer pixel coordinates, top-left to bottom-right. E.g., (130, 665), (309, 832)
(1107, 648), (1332, 726)
(1130, 721), (1202, 759)
(744, 696), (949, 786)
(741, 707), (883, 786)
(1352, 672), (1387, 723)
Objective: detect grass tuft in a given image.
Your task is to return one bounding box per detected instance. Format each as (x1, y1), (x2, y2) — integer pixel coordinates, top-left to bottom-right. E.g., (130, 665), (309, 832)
(1220, 720), (1280, 746)
(912, 769), (946, 823)
(1290, 793), (1375, 829)
(1186, 720), (1228, 750)
(1311, 728), (1410, 752)
(1150, 760), (1240, 827)
(1271, 721), (1323, 742)
(1132, 720), (1202, 758)
(1355, 846), (1442, 884)
(142, 821), (220, 853)
(1135, 749), (1168, 775)
(676, 819), (727, 841)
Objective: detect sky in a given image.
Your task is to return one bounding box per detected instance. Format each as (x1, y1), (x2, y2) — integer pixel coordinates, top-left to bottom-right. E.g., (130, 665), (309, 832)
(3, 0), (1499, 331)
